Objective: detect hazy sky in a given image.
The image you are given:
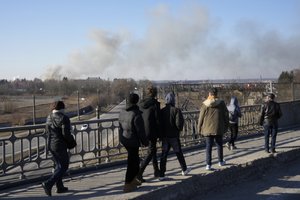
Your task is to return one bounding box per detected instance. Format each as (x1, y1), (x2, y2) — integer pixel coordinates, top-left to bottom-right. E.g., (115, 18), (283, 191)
(1, 0), (300, 81)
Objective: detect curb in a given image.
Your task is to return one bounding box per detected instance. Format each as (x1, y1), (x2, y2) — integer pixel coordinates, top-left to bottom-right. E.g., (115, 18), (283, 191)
(132, 147), (300, 200)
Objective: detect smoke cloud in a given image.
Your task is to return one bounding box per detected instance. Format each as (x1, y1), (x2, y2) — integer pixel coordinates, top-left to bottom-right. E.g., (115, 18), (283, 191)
(44, 3), (300, 80)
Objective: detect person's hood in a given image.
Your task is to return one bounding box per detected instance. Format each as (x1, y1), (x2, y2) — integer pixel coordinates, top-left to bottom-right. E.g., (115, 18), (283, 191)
(125, 104), (139, 111)
(203, 97), (222, 108)
(139, 97), (157, 109)
(165, 93), (175, 106)
(227, 96), (238, 112)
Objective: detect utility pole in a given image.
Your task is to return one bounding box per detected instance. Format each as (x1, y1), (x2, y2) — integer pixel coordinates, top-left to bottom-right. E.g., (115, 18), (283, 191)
(32, 95), (36, 125)
(77, 90), (80, 120)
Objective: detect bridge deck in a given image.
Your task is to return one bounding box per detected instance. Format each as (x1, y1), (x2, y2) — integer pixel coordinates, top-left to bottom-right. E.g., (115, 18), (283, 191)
(1, 127), (300, 200)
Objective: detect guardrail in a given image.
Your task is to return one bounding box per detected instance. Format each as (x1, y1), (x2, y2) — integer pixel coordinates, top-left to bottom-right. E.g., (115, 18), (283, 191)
(1, 101), (297, 187)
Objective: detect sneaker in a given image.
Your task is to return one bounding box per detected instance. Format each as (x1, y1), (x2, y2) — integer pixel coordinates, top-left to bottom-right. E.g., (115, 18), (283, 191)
(42, 182), (52, 197)
(205, 165), (211, 170)
(158, 176), (167, 181)
(231, 145), (237, 150)
(123, 183), (137, 193)
(225, 142), (231, 150)
(131, 178), (142, 186)
(136, 176), (146, 183)
(219, 160), (226, 166)
(181, 167), (192, 176)
(56, 186), (68, 193)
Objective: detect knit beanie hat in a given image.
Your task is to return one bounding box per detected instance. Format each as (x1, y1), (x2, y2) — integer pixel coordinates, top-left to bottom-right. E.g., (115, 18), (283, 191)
(52, 101), (65, 110)
(128, 93), (139, 105)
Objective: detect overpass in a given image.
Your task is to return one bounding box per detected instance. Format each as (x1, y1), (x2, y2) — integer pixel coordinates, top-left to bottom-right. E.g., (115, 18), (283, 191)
(0, 101), (300, 199)
(0, 127), (300, 199)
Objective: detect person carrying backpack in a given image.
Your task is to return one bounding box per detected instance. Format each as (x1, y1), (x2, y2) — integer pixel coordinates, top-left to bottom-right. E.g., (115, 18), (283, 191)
(226, 96), (242, 150)
(119, 93), (149, 193)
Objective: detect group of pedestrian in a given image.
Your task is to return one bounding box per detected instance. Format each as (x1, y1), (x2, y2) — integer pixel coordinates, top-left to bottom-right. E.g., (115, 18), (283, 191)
(118, 85), (191, 193)
(198, 88), (282, 171)
(42, 86), (282, 196)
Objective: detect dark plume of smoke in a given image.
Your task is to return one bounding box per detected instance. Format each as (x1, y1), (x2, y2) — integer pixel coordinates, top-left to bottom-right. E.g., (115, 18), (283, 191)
(43, 3), (300, 80)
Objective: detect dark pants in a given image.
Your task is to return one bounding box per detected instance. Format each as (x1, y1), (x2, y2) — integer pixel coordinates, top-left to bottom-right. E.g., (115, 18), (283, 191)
(124, 146), (140, 183)
(138, 139), (159, 177)
(205, 135), (223, 166)
(45, 149), (69, 189)
(228, 123), (238, 146)
(160, 138), (187, 177)
(264, 123), (278, 152)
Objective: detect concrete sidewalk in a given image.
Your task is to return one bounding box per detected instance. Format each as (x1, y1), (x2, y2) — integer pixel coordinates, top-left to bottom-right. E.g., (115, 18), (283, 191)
(1, 127), (300, 200)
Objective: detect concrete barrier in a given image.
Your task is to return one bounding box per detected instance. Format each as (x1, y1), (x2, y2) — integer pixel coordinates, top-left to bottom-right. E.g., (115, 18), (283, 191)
(133, 148), (300, 200)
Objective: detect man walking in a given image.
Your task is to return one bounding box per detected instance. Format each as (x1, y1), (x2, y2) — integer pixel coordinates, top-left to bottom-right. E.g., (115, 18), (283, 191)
(137, 85), (161, 182)
(259, 93), (282, 153)
(119, 93), (148, 193)
(159, 92), (191, 180)
(197, 88), (229, 170)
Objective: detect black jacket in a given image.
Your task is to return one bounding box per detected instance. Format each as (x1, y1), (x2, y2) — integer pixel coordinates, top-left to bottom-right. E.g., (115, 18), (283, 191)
(119, 105), (148, 148)
(45, 111), (73, 152)
(138, 97), (161, 140)
(259, 100), (282, 126)
(160, 104), (184, 138)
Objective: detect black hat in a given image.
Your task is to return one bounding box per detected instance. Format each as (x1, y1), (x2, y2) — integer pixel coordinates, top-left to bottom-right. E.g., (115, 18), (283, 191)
(267, 93), (275, 100)
(209, 88), (218, 96)
(128, 93), (139, 105)
(52, 101), (65, 110)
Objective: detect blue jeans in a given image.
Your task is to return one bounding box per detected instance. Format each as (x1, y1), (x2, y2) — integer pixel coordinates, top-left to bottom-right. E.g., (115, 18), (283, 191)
(205, 135), (223, 166)
(264, 123), (278, 152)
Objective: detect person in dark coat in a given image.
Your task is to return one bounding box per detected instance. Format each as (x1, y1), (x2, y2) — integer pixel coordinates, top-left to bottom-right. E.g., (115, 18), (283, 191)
(259, 93), (282, 153)
(136, 85), (161, 182)
(159, 92), (191, 180)
(42, 100), (75, 196)
(226, 96), (242, 150)
(119, 93), (149, 193)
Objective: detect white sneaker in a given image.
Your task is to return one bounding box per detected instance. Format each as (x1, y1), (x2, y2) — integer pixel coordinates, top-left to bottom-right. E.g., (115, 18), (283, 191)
(225, 142), (231, 149)
(219, 160), (226, 166)
(205, 165), (211, 170)
(181, 167), (192, 176)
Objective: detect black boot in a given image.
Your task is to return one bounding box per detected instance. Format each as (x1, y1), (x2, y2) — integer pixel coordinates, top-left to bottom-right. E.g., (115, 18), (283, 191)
(42, 182), (52, 196)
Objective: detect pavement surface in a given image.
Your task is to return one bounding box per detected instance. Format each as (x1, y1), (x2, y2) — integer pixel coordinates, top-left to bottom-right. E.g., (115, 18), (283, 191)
(1, 127), (300, 200)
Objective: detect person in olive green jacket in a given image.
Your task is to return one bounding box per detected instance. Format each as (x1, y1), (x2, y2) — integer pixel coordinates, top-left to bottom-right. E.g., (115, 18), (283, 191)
(197, 88), (229, 170)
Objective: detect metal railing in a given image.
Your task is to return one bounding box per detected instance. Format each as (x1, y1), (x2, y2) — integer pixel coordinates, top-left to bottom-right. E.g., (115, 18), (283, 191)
(0, 104), (266, 185)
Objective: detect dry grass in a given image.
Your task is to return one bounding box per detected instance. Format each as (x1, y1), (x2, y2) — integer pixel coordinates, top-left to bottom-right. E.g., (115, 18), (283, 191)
(0, 95), (91, 126)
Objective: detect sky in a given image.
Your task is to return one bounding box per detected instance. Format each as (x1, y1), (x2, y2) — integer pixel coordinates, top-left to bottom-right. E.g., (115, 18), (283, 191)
(1, 0), (300, 81)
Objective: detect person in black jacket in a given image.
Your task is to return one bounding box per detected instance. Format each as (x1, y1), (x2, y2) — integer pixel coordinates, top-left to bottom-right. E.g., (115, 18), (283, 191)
(119, 93), (149, 193)
(159, 92), (191, 180)
(42, 101), (75, 196)
(136, 85), (161, 182)
(259, 93), (282, 153)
